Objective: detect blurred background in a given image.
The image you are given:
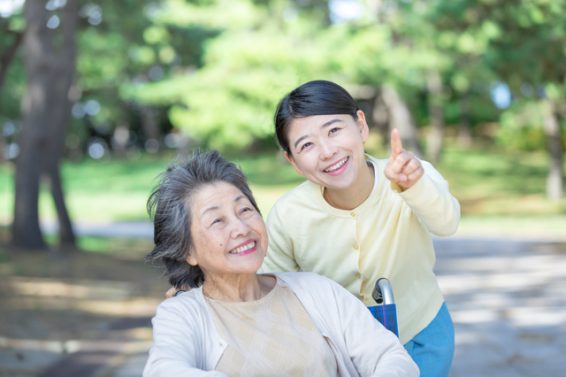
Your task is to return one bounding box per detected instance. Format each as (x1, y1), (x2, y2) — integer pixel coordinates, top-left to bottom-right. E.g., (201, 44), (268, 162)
(0, 0), (565, 376)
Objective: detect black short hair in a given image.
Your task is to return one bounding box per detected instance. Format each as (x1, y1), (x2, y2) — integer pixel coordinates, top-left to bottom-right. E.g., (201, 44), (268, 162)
(274, 80), (360, 154)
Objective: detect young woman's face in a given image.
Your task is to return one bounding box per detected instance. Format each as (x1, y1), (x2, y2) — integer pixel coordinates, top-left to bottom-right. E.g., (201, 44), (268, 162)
(186, 181), (268, 281)
(284, 111), (369, 191)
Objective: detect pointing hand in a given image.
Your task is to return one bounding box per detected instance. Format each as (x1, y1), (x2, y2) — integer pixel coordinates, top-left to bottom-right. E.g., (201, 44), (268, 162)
(384, 128), (423, 190)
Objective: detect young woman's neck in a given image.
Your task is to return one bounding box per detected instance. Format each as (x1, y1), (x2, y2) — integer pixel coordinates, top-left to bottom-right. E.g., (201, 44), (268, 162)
(324, 162), (374, 210)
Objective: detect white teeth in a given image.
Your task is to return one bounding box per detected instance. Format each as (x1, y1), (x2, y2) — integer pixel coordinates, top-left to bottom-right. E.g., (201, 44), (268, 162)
(324, 158), (347, 172)
(230, 242), (255, 254)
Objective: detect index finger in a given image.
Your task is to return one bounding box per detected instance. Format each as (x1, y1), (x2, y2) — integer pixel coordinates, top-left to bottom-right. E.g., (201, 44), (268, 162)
(390, 128), (403, 158)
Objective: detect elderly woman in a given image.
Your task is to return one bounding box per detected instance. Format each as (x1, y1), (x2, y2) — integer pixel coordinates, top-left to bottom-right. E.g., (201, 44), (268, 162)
(143, 150), (419, 377)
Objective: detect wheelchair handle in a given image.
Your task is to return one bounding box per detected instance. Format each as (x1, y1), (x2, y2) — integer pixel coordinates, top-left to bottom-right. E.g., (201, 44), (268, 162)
(372, 278), (395, 305)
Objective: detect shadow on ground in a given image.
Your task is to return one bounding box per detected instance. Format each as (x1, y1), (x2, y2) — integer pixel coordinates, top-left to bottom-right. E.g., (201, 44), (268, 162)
(0, 240), (165, 377)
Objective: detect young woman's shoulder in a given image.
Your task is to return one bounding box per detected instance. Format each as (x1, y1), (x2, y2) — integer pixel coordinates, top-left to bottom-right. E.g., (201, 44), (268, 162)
(267, 181), (324, 226)
(272, 181), (318, 207)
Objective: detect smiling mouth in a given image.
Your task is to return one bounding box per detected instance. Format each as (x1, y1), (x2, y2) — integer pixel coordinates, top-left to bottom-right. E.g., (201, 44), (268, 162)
(323, 157), (348, 173)
(229, 241), (256, 255)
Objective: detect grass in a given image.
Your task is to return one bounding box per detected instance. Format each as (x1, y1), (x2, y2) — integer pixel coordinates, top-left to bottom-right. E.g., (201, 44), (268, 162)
(438, 147), (566, 216)
(1, 144), (565, 239)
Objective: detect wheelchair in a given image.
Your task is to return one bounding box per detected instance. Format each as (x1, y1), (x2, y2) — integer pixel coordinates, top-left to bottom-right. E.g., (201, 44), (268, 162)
(368, 278), (399, 337)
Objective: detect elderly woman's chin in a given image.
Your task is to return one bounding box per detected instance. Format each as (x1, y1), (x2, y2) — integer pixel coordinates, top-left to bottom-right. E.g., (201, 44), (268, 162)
(225, 246), (267, 274)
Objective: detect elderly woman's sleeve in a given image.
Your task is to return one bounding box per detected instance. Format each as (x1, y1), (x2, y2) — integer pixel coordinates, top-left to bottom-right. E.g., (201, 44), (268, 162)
(143, 301), (226, 377)
(330, 279), (420, 377)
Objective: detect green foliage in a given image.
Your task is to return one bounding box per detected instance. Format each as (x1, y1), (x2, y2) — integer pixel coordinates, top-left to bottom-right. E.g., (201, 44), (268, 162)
(496, 101), (548, 151)
(77, 30), (129, 89)
(0, 55), (25, 120)
(1, 0), (565, 162)
(323, 24), (390, 86)
(126, 0), (357, 150)
(167, 27), (330, 149)
(0, 8), (25, 120)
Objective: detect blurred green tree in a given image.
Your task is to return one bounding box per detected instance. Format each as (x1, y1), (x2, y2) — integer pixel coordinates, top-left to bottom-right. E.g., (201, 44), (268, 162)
(122, 0), (343, 151)
(431, 0), (566, 199)
(0, 6), (25, 162)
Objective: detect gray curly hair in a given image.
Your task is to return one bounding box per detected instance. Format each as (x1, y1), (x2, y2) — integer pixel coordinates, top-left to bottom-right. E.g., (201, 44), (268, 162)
(146, 150), (260, 288)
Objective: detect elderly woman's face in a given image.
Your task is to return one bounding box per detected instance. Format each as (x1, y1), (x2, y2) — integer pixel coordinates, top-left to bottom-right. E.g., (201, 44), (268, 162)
(186, 181), (268, 279)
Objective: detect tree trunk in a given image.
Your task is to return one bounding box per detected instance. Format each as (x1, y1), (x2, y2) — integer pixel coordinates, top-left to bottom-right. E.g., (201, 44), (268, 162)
(457, 94), (473, 147)
(543, 99), (564, 201)
(140, 106), (161, 153)
(426, 71), (444, 164)
(43, 0), (79, 249)
(46, 165), (76, 246)
(12, 0), (51, 250)
(380, 85), (422, 155)
(370, 91), (390, 148)
(12, 0), (78, 250)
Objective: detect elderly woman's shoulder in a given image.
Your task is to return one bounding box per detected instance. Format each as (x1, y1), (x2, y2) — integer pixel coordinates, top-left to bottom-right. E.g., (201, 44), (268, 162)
(156, 288), (205, 316)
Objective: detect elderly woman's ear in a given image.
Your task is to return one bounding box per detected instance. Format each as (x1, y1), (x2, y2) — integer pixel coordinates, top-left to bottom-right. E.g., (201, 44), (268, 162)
(186, 252), (197, 267)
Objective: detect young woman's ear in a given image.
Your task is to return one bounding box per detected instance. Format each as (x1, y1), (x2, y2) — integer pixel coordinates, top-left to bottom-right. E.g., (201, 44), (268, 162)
(356, 110), (370, 141)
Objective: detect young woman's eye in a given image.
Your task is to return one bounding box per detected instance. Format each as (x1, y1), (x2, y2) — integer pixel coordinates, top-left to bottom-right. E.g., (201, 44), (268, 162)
(329, 127), (341, 135)
(299, 142), (313, 152)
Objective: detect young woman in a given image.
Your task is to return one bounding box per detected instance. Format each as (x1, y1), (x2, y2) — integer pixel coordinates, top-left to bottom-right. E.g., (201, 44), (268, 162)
(144, 150), (418, 377)
(261, 80), (460, 377)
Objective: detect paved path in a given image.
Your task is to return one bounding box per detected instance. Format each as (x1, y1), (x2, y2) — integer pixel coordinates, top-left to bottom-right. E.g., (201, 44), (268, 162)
(436, 238), (566, 377)
(32, 231), (566, 377)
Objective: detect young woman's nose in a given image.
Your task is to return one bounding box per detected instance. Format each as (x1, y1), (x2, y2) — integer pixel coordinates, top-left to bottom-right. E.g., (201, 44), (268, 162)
(319, 139), (337, 160)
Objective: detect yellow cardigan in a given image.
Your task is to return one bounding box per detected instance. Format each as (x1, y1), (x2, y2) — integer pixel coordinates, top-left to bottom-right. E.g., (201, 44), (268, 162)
(261, 155), (460, 344)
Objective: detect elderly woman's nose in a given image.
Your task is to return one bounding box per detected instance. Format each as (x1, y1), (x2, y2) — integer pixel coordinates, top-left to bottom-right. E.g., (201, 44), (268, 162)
(230, 217), (251, 237)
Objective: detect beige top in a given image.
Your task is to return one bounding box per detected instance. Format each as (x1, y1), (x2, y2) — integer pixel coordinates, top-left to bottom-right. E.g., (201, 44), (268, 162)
(205, 278), (339, 377)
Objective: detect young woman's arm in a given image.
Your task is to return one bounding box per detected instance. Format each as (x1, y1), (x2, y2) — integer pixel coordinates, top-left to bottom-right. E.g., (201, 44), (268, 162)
(399, 161), (460, 236)
(260, 202), (301, 273)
